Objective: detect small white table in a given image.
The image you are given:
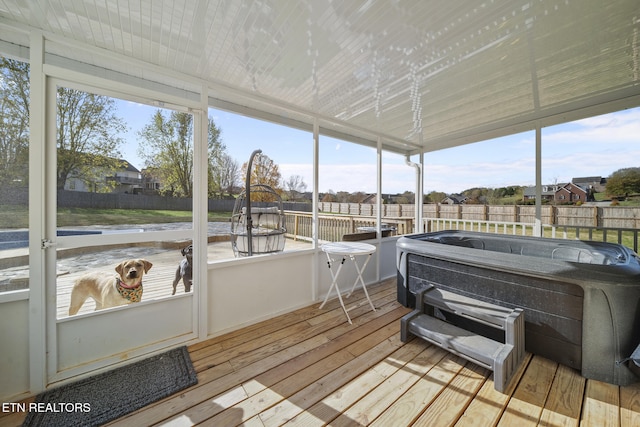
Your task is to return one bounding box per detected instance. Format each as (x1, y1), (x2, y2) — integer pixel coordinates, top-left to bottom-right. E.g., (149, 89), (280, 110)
(319, 242), (377, 324)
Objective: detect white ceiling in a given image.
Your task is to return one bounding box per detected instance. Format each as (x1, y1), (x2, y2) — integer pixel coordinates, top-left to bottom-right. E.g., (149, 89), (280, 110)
(1, 0), (639, 154)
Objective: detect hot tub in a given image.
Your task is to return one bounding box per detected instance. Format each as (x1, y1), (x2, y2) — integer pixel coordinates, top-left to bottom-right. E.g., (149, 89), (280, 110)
(396, 230), (640, 386)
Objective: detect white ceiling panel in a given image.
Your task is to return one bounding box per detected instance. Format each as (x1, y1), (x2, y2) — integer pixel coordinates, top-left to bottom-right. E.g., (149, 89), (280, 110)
(0, 0), (639, 154)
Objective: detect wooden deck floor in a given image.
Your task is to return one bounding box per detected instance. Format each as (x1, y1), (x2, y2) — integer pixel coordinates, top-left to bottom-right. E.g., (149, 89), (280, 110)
(5, 278), (640, 426)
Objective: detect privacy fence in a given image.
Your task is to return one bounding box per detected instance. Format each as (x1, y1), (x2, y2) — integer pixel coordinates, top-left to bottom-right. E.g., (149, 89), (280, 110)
(58, 191), (314, 212)
(318, 202), (640, 229)
(0, 188), (312, 213)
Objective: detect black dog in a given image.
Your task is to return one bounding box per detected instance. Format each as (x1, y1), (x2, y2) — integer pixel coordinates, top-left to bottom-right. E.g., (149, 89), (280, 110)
(172, 244), (193, 295)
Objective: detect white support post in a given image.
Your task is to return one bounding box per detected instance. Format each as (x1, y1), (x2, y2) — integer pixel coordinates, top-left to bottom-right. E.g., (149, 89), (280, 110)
(312, 118), (320, 300)
(195, 85), (209, 339)
(534, 123), (542, 237)
(312, 119), (320, 248)
(28, 31), (47, 394)
(376, 136), (382, 282)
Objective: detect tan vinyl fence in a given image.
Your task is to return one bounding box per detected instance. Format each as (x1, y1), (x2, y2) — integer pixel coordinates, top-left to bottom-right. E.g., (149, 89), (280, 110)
(314, 202), (640, 250)
(318, 202), (640, 229)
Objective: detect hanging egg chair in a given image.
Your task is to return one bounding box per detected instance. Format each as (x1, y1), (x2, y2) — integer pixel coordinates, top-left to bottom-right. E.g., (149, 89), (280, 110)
(230, 150), (287, 257)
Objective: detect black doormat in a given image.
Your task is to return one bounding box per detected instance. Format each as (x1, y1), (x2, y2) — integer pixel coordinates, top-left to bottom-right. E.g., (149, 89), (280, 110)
(23, 346), (197, 427)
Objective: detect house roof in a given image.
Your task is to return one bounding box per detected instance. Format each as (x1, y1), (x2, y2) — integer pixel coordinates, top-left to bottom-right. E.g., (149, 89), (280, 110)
(572, 176), (605, 184)
(1, 1), (639, 155)
(443, 194), (468, 204)
(119, 160), (140, 174)
(558, 182), (588, 194)
(523, 184), (565, 197)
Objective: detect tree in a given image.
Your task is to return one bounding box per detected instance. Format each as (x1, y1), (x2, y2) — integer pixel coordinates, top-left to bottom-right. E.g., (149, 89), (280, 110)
(56, 88), (127, 190)
(335, 191), (351, 203)
(139, 111), (226, 198)
(210, 152), (240, 198)
(424, 191), (446, 204)
(206, 117), (234, 198)
(0, 58), (30, 187)
(283, 175), (307, 201)
(240, 153), (282, 201)
(242, 153), (283, 202)
(1, 59), (126, 191)
(138, 110), (193, 197)
(606, 167), (640, 198)
(321, 191), (336, 202)
(394, 191), (415, 204)
(461, 187), (488, 204)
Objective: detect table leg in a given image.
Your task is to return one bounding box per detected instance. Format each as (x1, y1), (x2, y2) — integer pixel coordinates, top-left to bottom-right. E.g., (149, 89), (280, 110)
(346, 253), (376, 312)
(318, 254), (353, 324)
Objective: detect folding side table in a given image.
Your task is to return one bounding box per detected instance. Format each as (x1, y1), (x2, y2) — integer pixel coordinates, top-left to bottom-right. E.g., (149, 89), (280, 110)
(319, 241), (377, 324)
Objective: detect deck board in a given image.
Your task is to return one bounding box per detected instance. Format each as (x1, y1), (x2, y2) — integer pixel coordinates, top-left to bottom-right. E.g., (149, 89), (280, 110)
(369, 354), (468, 426)
(538, 364), (585, 427)
(621, 383), (640, 427)
(454, 352), (532, 427)
(5, 278), (640, 427)
(498, 355), (558, 426)
(581, 380), (620, 427)
(413, 363), (488, 427)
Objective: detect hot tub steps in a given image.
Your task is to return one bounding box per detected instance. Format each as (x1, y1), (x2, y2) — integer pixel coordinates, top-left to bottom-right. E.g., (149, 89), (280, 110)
(401, 284), (525, 392)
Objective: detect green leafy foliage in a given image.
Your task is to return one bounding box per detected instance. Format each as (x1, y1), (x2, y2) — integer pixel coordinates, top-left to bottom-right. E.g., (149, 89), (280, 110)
(606, 167), (640, 198)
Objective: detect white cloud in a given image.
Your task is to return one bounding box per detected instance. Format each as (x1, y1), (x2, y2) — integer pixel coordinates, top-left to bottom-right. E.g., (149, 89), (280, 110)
(546, 109), (640, 145)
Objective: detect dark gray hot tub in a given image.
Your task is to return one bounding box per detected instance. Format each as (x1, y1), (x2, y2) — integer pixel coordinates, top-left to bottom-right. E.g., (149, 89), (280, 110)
(396, 230), (640, 386)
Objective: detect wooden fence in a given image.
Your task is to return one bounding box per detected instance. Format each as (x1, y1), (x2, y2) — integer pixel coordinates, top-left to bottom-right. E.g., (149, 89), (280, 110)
(318, 202), (640, 229)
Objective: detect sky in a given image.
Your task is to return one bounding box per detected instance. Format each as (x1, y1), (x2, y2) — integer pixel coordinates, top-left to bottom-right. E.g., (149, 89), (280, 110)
(118, 101), (640, 195)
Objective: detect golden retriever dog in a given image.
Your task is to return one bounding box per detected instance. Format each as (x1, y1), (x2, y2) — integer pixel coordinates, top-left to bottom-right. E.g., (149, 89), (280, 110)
(68, 259), (153, 316)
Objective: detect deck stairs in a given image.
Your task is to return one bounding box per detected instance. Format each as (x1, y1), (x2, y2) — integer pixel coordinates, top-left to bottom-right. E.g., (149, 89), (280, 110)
(401, 284), (525, 392)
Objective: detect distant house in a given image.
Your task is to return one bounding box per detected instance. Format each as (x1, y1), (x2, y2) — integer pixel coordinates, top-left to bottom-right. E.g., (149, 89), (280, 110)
(524, 179), (601, 203)
(572, 176), (606, 193)
(108, 161), (143, 194)
(360, 194), (376, 204)
(65, 158), (142, 193)
(555, 182), (589, 204)
(442, 194), (468, 204)
(141, 168), (163, 195)
(523, 184), (563, 202)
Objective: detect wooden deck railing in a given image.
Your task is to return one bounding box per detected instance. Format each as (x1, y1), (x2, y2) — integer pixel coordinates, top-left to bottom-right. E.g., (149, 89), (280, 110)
(284, 211), (414, 242)
(283, 211), (640, 251)
(424, 217), (640, 252)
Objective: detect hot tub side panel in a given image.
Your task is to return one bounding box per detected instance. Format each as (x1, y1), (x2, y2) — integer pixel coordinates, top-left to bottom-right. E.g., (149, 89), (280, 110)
(581, 285), (640, 385)
(403, 252), (584, 371)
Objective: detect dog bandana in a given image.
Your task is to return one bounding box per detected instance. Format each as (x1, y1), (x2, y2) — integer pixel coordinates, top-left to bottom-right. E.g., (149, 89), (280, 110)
(115, 277), (143, 302)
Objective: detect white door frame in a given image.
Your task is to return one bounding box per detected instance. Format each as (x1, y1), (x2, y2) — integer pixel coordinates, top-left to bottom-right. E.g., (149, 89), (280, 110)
(31, 64), (204, 388)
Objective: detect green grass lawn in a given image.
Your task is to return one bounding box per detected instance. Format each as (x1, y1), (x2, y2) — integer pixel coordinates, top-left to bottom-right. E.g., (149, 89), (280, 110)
(0, 206), (231, 228)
